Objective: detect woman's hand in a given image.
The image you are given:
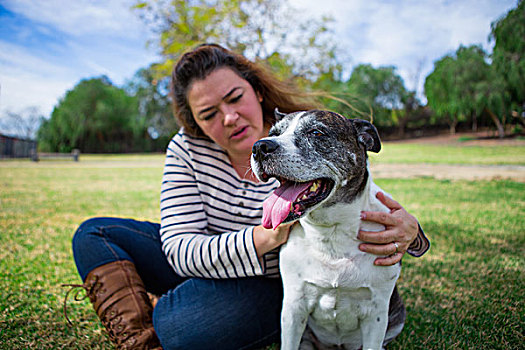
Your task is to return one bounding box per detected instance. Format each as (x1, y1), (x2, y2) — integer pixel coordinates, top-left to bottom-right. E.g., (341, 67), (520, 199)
(253, 222), (294, 258)
(358, 192), (419, 266)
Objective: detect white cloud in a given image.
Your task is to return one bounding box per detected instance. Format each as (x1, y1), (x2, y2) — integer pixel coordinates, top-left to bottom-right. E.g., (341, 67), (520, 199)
(1, 70), (70, 117)
(2, 0), (145, 37)
(289, 0), (516, 98)
(0, 41), (76, 113)
(0, 0), (159, 119)
(0, 41), (71, 78)
(0, 0), (518, 122)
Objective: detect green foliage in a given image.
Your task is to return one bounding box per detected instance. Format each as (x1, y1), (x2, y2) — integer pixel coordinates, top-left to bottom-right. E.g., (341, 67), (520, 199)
(490, 0), (525, 115)
(349, 65), (407, 110)
(424, 1), (525, 137)
(424, 45), (499, 134)
(132, 0), (341, 81)
(344, 64), (409, 128)
(38, 76), (170, 153)
(33, 0), (525, 155)
(425, 54), (463, 132)
(38, 77), (136, 152)
(124, 66), (178, 146)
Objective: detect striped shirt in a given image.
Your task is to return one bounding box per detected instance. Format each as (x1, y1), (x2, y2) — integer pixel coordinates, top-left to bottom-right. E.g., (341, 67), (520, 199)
(160, 129), (429, 279)
(160, 130), (281, 278)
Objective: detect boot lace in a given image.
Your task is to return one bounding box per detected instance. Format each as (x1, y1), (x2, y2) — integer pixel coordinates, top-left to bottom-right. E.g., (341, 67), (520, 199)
(61, 274), (102, 326)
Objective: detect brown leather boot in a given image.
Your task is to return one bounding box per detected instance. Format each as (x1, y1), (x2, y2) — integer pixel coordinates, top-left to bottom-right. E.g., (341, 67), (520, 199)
(64, 260), (162, 349)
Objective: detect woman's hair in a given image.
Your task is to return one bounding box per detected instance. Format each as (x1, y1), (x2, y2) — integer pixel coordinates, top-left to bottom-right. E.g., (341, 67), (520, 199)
(170, 43), (319, 137)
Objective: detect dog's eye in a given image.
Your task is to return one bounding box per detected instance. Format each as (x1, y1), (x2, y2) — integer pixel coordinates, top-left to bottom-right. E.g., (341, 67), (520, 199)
(309, 129), (325, 137)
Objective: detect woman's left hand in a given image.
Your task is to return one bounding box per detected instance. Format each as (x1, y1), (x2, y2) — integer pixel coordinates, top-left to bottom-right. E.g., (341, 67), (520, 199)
(358, 192), (419, 266)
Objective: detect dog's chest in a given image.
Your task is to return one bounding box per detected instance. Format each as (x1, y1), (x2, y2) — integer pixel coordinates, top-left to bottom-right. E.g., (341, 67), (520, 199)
(279, 212), (400, 344)
(304, 281), (374, 340)
(280, 223), (397, 296)
(280, 236), (390, 342)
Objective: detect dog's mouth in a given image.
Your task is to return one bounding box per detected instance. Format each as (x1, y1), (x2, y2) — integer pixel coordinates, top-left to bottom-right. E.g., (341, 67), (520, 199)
(262, 177), (334, 229)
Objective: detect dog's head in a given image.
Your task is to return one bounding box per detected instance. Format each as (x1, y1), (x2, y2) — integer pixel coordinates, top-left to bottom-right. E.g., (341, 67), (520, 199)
(251, 109), (381, 229)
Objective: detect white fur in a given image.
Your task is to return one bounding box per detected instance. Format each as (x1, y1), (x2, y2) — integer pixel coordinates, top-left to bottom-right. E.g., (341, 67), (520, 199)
(274, 112), (306, 157)
(280, 175), (400, 350)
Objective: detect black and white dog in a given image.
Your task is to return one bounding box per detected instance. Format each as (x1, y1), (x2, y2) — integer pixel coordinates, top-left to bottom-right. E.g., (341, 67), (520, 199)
(251, 110), (403, 350)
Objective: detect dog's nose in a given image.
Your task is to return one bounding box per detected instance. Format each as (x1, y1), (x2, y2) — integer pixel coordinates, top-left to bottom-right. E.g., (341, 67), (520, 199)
(252, 139), (279, 160)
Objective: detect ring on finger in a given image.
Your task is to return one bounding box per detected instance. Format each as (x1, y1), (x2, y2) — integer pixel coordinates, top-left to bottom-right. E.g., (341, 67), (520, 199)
(393, 242), (399, 254)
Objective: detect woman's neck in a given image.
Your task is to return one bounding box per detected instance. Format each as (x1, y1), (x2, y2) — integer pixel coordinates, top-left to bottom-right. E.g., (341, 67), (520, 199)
(228, 125), (271, 182)
(229, 153), (259, 182)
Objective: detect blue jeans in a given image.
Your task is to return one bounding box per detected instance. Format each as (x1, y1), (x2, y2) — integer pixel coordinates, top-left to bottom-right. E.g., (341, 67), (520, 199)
(72, 217), (283, 350)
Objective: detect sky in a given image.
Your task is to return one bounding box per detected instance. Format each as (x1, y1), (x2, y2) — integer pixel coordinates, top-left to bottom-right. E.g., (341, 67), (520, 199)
(0, 0), (518, 134)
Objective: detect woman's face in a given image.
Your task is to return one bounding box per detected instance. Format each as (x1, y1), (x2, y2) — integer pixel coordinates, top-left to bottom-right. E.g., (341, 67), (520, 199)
(187, 67), (268, 160)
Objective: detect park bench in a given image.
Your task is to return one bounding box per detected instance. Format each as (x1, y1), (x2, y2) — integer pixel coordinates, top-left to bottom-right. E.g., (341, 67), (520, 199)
(31, 149), (80, 162)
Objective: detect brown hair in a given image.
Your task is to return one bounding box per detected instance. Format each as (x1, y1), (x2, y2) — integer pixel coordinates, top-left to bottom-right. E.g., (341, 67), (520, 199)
(170, 43), (319, 137)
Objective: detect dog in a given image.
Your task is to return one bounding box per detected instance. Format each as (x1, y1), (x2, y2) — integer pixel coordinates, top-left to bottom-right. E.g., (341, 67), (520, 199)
(251, 109), (402, 350)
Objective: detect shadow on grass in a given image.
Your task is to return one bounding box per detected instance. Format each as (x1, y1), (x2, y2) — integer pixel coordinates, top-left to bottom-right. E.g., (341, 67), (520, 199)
(391, 221), (524, 349)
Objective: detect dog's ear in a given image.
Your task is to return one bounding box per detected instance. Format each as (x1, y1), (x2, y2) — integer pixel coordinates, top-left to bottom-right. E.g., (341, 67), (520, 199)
(274, 108), (287, 121)
(351, 119), (381, 153)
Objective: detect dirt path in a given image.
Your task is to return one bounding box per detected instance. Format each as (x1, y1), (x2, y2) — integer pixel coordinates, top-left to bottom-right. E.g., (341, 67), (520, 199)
(387, 131), (525, 146)
(370, 163), (525, 182)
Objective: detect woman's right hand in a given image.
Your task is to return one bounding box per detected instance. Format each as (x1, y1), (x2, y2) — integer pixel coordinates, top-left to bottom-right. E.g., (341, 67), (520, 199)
(253, 223), (294, 258)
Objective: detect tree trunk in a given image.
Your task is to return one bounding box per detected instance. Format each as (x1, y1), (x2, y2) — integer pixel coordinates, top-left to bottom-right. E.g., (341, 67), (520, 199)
(472, 112), (477, 132)
(485, 108), (505, 139)
(398, 116), (408, 138)
(446, 114), (457, 134)
(448, 115), (457, 134)
(449, 122), (457, 134)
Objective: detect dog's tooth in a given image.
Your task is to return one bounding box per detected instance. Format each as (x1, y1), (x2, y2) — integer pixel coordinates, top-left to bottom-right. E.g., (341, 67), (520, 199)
(310, 182), (319, 192)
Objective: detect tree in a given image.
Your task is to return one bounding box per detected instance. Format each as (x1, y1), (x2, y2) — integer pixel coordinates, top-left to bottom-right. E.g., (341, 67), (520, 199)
(0, 106), (43, 139)
(425, 45), (507, 137)
(425, 55), (463, 134)
(38, 77), (147, 153)
(132, 0), (342, 81)
(454, 45), (501, 135)
(396, 59), (425, 138)
(490, 0), (525, 125)
(124, 66), (178, 144)
(310, 66), (355, 116)
(345, 64), (409, 129)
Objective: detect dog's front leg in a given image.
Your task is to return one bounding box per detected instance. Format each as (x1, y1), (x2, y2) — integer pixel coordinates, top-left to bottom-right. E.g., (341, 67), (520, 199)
(360, 302), (389, 350)
(281, 286), (310, 350)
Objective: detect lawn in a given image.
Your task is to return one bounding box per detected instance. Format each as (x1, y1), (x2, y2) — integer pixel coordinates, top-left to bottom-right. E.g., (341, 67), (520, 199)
(369, 143), (525, 165)
(1, 144), (524, 349)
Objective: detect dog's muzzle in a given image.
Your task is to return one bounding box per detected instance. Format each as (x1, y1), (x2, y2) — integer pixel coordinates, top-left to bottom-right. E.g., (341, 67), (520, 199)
(252, 139), (279, 163)
(251, 138), (335, 230)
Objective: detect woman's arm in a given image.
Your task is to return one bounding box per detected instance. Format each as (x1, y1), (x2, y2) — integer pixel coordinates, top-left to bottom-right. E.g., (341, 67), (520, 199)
(358, 192), (430, 266)
(160, 134), (269, 279)
(253, 223), (293, 260)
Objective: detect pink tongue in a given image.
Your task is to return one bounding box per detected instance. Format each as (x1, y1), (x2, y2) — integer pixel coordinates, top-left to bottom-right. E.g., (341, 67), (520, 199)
(262, 181), (313, 230)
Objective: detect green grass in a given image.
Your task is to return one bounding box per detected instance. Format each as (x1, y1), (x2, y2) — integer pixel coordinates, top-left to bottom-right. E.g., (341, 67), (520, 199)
(369, 143), (525, 165)
(377, 178), (524, 349)
(1, 147), (524, 349)
(1, 157), (163, 350)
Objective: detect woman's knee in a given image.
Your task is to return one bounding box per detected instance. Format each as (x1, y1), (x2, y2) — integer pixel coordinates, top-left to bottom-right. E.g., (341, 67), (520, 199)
(72, 217), (106, 252)
(72, 217), (125, 281)
(73, 218), (97, 248)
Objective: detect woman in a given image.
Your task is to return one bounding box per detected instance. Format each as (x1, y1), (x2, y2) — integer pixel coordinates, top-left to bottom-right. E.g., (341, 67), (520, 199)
(69, 44), (429, 350)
